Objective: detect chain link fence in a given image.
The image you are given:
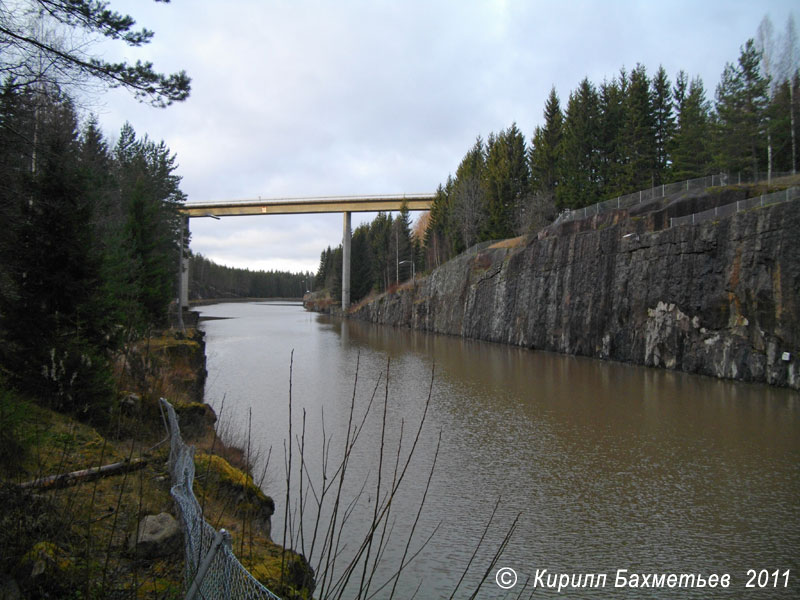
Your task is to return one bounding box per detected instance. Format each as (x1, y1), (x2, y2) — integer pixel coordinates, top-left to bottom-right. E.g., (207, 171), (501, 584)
(670, 186), (799, 227)
(554, 171), (797, 225)
(161, 398), (282, 600)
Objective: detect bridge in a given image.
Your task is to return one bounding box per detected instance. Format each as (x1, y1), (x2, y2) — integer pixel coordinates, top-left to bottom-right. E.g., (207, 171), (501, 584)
(179, 193), (435, 311)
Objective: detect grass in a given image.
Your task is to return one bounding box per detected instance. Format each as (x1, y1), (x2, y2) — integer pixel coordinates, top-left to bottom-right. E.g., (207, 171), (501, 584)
(487, 235), (526, 249)
(1, 325), (525, 599)
(0, 327), (314, 600)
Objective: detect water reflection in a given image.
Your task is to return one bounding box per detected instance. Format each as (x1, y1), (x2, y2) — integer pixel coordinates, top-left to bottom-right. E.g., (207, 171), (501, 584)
(200, 303), (800, 598)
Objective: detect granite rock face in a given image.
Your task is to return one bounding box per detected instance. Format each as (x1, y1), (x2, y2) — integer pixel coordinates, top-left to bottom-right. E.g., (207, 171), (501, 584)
(350, 202), (799, 388)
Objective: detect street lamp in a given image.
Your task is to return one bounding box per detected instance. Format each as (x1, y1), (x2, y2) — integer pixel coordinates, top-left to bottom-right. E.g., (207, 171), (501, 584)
(398, 260), (415, 280)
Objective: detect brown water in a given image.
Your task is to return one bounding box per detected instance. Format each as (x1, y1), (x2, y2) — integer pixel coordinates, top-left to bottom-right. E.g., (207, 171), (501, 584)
(198, 301), (800, 598)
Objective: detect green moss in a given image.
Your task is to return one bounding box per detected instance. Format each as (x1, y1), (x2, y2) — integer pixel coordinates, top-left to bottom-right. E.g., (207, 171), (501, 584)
(195, 453), (273, 509)
(246, 548), (314, 600)
(22, 541), (72, 572)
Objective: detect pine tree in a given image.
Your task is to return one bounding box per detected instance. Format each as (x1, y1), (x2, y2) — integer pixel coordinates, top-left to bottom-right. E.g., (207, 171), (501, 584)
(557, 78), (601, 208)
(450, 138), (487, 252)
(622, 64), (657, 191)
(671, 73), (712, 180)
(714, 39), (770, 178)
(369, 212), (393, 291)
(350, 225), (373, 302)
(425, 181), (452, 269)
(392, 203), (413, 284)
(770, 73), (800, 173)
(652, 66), (675, 183)
(0, 0), (190, 106)
(314, 247), (331, 290)
(529, 87), (563, 196)
(482, 123), (528, 239)
(114, 125), (185, 327)
(0, 92), (112, 420)
(597, 72), (627, 197)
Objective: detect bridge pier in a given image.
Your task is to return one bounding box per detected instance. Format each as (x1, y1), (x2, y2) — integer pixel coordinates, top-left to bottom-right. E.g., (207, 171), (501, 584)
(180, 216), (189, 310)
(342, 211), (351, 311)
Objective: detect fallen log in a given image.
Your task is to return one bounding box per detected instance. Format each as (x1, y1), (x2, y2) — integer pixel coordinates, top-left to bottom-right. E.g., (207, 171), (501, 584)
(20, 457), (151, 491)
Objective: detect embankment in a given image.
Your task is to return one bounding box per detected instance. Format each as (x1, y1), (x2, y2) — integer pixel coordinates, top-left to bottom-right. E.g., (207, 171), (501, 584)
(348, 201), (799, 389)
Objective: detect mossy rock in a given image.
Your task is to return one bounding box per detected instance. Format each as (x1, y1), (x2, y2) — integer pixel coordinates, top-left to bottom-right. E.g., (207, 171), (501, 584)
(173, 402), (216, 439)
(194, 453), (275, 517)
(247, 547), (315, 600)
(17, 541), (79, 596)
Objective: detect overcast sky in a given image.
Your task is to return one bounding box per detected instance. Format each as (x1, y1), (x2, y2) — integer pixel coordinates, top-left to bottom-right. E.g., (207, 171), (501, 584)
(95, 0), (797, 274)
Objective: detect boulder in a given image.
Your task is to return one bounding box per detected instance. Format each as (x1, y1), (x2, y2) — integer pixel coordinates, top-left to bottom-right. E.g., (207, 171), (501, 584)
(0, 576), (21, 600)
(129, 512), (182, 558)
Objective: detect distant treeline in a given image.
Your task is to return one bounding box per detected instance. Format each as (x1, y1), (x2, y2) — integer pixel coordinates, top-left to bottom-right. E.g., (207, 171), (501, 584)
(189, 253), (313, 299)
(314, 207), (424, 304)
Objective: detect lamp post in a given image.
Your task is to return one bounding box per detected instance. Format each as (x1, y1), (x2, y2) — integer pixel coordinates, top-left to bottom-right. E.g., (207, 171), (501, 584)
(398, 260), (414, 281)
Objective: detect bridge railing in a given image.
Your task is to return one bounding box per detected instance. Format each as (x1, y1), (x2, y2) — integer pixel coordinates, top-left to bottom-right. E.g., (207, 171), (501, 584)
(184, 193), (436, 207)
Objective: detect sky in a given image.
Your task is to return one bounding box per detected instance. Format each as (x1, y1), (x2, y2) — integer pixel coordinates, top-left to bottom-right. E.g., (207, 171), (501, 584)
(94, 0), (798, 274)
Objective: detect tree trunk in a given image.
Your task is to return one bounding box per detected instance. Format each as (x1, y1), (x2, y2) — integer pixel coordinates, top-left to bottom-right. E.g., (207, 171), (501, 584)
(791, 83), (797, 175)
(20, 457), (150, 491)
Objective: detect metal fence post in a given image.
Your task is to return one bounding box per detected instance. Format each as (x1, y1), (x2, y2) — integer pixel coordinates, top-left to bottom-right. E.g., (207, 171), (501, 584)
(185, 529), (230, 600)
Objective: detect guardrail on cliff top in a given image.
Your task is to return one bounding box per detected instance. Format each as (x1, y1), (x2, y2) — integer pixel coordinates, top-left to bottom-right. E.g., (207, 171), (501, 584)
(669, 186), (800, 227)
(161, 398), (282, 600)
(554, 171), (797, 225)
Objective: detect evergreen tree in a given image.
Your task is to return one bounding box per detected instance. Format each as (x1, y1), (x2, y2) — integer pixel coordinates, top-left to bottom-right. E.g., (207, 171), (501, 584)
(0, 0), (190, 106)
(622, 64), (657, 190)
(329, 246), (343, 300)
(114, 124), (186, 327)
(425, 182), (451, 269)
(350, 225), (373, 301)
(769, 73), (800, 173)
(652, 66), (675, 182)
(671, 73), (712, 180)
(714, 39), (770, 177)
(394, 202), (413, 283)
(482, 123), (528, 239)
(529, 87), (563, 196)
(0, 92), (112, 421)
(557, 78), (601, 208)
(597, 71), (627, 196)
(314, 247), (331, 290)
(449, 138), (487, 252)
(369, 212), (393, 291)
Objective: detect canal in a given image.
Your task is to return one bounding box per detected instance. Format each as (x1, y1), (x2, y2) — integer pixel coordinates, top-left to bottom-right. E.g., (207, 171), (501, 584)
(198, 301), (799, 598)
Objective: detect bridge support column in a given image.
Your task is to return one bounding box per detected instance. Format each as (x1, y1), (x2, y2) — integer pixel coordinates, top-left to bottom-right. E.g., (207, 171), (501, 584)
(342, 211), (351, 311)
(179, 216), (189, 309)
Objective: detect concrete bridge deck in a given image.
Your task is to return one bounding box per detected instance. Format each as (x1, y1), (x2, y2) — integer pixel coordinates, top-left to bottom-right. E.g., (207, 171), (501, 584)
(180, 193), (435, 312)
(183, 194), (435, 217)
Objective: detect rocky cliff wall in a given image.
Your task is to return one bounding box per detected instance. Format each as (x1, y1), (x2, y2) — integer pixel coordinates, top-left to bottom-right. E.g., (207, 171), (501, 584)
(350, 202), (800, 389)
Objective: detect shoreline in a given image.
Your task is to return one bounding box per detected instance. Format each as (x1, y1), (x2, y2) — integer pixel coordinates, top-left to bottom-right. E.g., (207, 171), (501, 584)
(333, 196), (799, 390)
